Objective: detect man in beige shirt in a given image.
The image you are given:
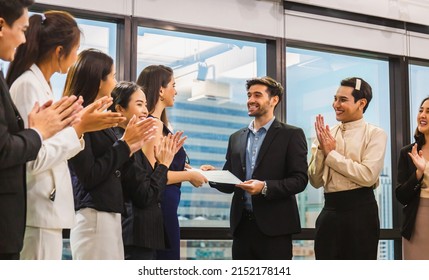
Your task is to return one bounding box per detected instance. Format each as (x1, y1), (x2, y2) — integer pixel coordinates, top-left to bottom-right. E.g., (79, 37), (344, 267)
(308, 77), (387, 260)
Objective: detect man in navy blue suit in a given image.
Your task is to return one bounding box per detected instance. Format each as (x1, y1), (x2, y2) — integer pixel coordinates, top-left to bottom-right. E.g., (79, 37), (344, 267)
(210, 77), (308, 259)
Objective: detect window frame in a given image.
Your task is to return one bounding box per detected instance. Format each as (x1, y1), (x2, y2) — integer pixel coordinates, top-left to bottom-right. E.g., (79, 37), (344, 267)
(27, 1), (429, 259)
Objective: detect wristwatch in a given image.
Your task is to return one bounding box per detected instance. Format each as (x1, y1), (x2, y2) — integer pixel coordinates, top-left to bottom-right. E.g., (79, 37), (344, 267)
(261, 181), (268, 196)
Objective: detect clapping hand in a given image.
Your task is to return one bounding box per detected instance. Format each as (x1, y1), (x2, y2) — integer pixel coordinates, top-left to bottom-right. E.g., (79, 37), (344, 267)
(315, 114), (336, 156)
(154, 133), (176, 168)
(408, 143), (426, 181)
(171, 131), (187, 154)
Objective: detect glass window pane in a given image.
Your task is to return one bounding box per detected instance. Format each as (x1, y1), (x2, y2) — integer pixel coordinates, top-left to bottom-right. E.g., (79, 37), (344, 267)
(0, 62), (9, 76)
(180, 240), (320, 260)
(409, 63), (429, 140)
(6, 13), (117, 99)
(181, 240), (233, 260)
(286, 47), (392, 259)
(293, 240), (393, 260)
(62, 238), (394, 259)
(292, 240), (315, 260)
(3, 12), (118, 100)
(50, 18), (117, 100)
(137, 27), (267, 227)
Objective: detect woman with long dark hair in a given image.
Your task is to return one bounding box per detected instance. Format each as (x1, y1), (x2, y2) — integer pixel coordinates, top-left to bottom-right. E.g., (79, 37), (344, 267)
(111, 81), (184, 259)
(396, 96), (429, 259)
(137, 65), (207, 260)
(64, 49), (157, 259)
(7, 11), (123, 260)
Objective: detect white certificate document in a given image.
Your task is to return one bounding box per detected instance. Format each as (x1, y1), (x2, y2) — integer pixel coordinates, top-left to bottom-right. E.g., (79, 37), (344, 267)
(191, 169), (242, 185)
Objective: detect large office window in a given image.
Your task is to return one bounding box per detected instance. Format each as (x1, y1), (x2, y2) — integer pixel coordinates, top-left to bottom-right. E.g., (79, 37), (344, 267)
(50, 18), (117, 99)
(181, 240), (233, 260)
(137, 27), (266, 228)
(0, 14), (117, 101)
(136, 26), (266, 259)
(409, 63), (429, 140)
(286, 47), (393, 259)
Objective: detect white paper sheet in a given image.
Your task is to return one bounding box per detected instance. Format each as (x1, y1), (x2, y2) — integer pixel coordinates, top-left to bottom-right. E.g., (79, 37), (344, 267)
(191, 169), (242, 185)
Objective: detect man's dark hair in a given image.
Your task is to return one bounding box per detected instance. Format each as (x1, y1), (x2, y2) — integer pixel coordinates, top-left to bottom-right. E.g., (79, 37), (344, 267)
(246, 76), (284, 107)
(0, 0), (34, 26)
(340, 77), (372, 113)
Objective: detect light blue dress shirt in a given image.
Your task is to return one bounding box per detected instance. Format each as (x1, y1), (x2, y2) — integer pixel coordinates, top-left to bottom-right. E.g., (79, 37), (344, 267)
(244, 117), (275, 211)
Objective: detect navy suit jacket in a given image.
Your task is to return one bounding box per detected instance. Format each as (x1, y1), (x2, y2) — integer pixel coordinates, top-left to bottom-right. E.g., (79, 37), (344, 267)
(0, 71), (41, 254)
(211, 119), (308, 236)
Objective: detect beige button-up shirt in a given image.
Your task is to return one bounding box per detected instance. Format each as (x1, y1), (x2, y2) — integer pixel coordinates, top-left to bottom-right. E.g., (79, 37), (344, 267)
(308, 118), (387, 193)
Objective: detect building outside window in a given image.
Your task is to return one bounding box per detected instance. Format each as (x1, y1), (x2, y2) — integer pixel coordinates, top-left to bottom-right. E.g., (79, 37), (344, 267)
(50, 18), (117, 100)
(136, 26), (267, 259)
(409, 63), (429, 141)
(0, 15), (117, 101)
(286, 47), (393, 259)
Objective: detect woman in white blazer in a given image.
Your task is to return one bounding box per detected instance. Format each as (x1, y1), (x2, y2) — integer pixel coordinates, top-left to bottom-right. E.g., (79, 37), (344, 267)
(7, 11), (124, 260)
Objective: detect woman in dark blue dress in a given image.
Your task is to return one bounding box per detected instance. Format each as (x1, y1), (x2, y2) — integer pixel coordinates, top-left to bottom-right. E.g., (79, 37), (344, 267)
(137, 65), (208, 260)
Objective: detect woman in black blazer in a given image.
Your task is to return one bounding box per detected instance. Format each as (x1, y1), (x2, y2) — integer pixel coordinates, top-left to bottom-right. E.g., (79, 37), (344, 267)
(396, 96), (429, 259)
(0, 0), (82, 260)
(110, 81), (180, 259)
(65, 50), (157, 259)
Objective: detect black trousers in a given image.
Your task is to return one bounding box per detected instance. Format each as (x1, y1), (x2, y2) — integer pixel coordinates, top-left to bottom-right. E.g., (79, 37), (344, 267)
(232, 211), (292, 260)
(125, 245), (155, 260)
(314, 187), (380, 260)
(0, 253), (19, 260)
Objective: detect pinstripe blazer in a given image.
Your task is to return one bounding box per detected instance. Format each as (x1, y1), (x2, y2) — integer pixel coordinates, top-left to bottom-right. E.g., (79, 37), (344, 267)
(114, 127), (169, 250)
(121, 148), (169, 250)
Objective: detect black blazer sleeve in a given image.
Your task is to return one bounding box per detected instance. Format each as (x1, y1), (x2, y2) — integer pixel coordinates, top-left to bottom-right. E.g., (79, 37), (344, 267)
(69, 131), (131, 191)
(0, 71), (42, 253)
(264, 127), (308, 200)
(122, 152), (168, 208)
(0, 74), (41, 170)
(217, 121), (307, 236)
(396, 144), (422, 206)
(0, 120), (41, 169)
(395, 143), (422, 240)
(209, 134), (236, 194)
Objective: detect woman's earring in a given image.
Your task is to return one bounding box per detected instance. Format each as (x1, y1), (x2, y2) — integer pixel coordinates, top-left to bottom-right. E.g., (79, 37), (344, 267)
(160, 96), (165, 101)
